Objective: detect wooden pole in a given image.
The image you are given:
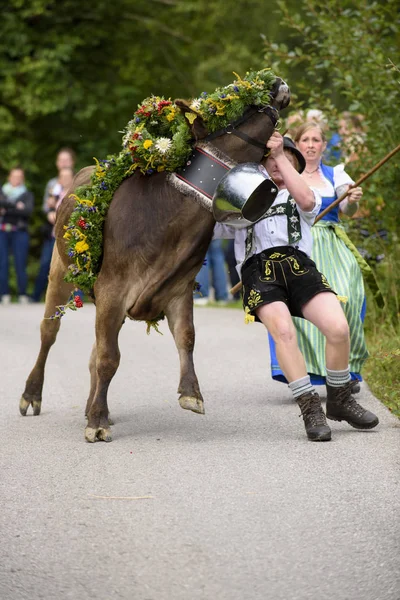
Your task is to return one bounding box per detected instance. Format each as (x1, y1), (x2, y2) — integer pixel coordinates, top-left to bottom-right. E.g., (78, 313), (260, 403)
(229, 142), (400, 296)
(314, 142), (400, 223)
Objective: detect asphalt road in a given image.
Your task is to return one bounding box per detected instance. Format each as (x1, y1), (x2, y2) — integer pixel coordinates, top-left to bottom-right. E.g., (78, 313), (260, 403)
(1, 303), (399, 600)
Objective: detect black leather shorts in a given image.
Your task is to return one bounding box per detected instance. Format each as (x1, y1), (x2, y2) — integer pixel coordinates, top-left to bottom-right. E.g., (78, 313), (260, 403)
(242, 246), (335, 320)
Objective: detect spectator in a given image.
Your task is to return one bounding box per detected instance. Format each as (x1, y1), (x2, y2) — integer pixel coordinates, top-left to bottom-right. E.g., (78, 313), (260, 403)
(0, 167), (34, 304)
(194, 239), (228, 306)
(32, 167), (74, 302)
(42, 147), (76, 211)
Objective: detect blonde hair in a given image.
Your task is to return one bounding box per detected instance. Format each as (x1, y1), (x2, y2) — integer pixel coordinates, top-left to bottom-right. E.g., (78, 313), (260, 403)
(294, 121), (327, 144)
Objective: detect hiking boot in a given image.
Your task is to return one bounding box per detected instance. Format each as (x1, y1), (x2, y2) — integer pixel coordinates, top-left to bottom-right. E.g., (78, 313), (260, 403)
(351, 381), (361, 394)
(296, 392), (331, 442)
(326, 381), (379, 429)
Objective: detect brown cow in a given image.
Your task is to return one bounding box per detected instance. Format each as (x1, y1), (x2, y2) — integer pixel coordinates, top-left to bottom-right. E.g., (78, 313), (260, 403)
(19, 78), (290, 442)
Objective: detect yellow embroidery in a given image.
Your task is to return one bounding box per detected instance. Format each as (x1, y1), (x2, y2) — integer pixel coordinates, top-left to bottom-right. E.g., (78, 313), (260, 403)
(321, 274), (332, 289)
(265, 260), (272, 278)
(291, 257), (300, 270)
(337, 295), (348, 304)
(247, 289), (262, 308)
(269, 252), (286, 259)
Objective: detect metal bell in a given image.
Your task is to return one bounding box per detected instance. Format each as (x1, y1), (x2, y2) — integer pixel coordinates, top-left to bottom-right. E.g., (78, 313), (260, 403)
(212, 162), (278, 228)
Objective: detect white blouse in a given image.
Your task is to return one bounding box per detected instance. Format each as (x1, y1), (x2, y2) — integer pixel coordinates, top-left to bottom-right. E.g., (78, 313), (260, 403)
(315, 164), (354, 198)
(213, 187), (322, 275)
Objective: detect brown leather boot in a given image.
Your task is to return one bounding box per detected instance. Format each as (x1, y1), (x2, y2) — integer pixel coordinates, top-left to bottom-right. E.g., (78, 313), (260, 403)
(326, 381), (379, 429)
(296, 392), (331, 441)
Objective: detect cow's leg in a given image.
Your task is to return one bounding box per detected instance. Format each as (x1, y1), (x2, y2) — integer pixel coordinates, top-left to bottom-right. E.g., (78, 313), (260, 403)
(85, 294), (125, 442)
(19, 248), (73, 416)
(165, 287), (205, 415)
(84, 341), (114, 426)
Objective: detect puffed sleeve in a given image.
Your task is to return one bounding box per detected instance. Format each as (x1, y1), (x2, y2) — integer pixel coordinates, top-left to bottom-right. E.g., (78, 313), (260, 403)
(213, 222), (236, 239)
(333, 164), (354, 190)
(297, 188), (322, 224)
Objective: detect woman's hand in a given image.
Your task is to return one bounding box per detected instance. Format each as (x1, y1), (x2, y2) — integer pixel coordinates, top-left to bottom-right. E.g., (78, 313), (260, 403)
(347, 186), (363, 204)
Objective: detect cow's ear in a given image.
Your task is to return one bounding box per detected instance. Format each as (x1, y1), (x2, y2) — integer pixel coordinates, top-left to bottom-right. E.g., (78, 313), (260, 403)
(175, 99), (209, 140)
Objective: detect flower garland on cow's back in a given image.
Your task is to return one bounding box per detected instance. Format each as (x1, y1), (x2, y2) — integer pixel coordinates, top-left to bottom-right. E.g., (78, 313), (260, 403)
(63, 68), (277, 294)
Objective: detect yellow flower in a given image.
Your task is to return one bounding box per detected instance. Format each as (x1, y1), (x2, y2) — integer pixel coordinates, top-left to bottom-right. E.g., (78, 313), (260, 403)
(75, 240), (89, 254)
(157, 165), (165, 172)
(166, 109), (176, 122)
(63, 232), (71, 240)
(143, 140), (153, 149)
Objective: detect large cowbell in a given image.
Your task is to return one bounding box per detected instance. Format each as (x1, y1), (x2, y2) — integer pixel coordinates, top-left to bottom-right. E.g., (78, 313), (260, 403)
(212, 163), (278, 228)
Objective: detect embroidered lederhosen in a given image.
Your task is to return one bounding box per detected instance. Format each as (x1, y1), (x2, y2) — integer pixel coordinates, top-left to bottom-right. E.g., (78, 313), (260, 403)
(242, 196), (333, 319)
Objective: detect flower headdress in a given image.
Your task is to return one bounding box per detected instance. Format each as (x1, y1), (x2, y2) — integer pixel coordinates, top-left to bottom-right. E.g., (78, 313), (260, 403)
(64, 68), (277, 294)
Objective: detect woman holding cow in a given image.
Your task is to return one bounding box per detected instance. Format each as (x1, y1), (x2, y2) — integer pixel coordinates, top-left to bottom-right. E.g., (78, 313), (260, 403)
(214, 131), (378, 442)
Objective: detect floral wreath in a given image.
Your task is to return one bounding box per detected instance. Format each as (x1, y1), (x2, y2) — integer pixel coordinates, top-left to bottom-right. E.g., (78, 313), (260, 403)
(63, 68), (277, 298)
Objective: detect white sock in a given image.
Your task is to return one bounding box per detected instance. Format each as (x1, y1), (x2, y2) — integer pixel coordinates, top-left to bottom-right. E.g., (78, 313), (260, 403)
(289, 376), (315, 399)
(326, 367), (351, 387)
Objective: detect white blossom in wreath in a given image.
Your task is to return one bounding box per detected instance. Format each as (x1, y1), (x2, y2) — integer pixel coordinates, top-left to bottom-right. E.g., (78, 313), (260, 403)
(155, 138), (172, 154)
(190, 98), (202, 111)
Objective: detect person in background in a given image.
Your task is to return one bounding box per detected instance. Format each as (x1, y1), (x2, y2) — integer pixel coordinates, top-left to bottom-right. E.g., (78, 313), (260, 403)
(194, 239), (228, 306)
(269, 121), (369, 393)
(42, 147), (76, 211)
(0, 167), (34, 304)
(224, 239), (241, 301)
(32, 167), (75, 302)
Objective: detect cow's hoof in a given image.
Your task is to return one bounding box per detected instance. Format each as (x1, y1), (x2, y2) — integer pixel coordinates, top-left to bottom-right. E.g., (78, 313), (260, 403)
(85, 427), (113, 443)
(19, 396), (42, 416)
(179, 395), (205, 415)
(19, 396), (31, 416)
(32, 400), (42, 416)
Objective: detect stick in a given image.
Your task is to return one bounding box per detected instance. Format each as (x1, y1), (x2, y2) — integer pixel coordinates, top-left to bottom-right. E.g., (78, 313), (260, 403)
(230, 141), (400, 295)
(314, 142), (400, 223)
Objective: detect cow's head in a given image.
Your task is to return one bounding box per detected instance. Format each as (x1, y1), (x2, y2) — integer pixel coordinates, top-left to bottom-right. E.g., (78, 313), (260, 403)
(175, 77), (290, 164)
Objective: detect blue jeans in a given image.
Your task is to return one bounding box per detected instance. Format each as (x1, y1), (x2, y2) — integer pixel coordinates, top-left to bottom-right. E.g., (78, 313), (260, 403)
(194, 239), (228, 301)
(32, 237), (55, 302)
(0, 229), (30, 296)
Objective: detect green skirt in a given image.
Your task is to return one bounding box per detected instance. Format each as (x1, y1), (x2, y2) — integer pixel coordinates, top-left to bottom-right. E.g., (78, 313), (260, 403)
(293, 222), (369, 380)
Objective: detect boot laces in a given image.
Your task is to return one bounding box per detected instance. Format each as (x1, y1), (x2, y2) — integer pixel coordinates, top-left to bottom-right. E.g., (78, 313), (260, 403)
(298, 394), (326, 426)
(334, 382), (366, 417)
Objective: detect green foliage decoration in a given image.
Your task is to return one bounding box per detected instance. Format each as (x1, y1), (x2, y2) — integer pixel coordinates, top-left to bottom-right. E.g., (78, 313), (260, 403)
(122, 69), (276, 175)
(63, 152), (132, 291)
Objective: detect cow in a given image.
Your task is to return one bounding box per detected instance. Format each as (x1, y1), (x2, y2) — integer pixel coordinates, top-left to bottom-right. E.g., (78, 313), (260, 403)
(19, 78), (290, 442)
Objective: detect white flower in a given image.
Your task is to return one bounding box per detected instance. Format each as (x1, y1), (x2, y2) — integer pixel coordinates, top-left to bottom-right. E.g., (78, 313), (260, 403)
(190, 99), (202, 111)
(292, 231), (301, 240)
(155, 137), (172, 154)
(289, 216), (299, 223)
(276, 206), (285, 213)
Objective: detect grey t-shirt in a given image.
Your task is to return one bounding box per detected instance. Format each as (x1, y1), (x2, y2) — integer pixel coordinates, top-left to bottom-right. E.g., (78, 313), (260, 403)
(42, 177), (58, 212)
